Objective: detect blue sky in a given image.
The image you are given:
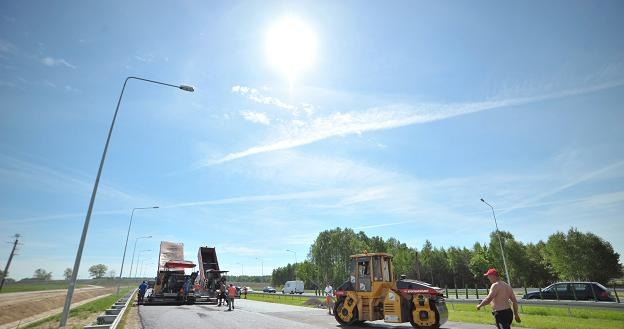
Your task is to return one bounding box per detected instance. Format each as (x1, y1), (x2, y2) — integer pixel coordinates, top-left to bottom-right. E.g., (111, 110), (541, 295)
(1, 1), (623, 280)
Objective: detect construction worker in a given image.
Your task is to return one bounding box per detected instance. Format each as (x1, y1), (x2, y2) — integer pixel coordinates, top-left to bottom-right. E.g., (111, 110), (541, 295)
(228, 284), (237, 311)
(324, 283), (334, 315)
(138, 281), (148, 304)
(183, 278), (192, 302)
(243, 286), (248, 299)
(217, 277), (227, 307)
(476, 268), (521, 329)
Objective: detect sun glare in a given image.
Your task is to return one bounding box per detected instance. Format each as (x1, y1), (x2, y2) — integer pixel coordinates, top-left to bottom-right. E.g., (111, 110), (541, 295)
(265, 16), (317, 83)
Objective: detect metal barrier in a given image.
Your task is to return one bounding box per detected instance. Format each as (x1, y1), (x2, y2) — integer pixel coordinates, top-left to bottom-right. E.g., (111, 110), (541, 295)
(249, 290), (624, 311)
(84, 289), (136, 329)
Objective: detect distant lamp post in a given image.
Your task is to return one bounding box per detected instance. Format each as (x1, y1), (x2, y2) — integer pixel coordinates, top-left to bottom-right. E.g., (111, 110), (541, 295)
(60, 76), (194, 327)
(256, 257), (264, 277)
(480, 198), (512, 285)
(286, 249), (297, 280)
(235, 262), (244, 277)
(129, 235), (152, 279)
(134, 249), (152, 277)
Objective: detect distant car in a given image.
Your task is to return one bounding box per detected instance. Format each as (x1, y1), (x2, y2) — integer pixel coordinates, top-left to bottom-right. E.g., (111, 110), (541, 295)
(262, 286), (277, 293)
(522, 282), (614, 301)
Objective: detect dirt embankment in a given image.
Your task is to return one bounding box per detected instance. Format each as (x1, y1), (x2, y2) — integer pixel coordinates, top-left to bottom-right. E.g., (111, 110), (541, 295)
(0, 286), (113, 325)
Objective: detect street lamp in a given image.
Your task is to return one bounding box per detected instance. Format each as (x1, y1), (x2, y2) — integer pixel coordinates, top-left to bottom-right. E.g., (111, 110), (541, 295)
(480, 198), (512, 285)
(134, 249), (152, 277)
(256, 257), (264, 277)
(140, 261), (153, 278)
(129, 235), (152, 279)
(60, 76), (194, 327)
(286, 249), (297, 280)
(235, 262), (244, 277)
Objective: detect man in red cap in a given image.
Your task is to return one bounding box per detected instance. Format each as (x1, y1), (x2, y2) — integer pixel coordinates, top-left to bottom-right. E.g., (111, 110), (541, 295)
(476, 268), (521, 329)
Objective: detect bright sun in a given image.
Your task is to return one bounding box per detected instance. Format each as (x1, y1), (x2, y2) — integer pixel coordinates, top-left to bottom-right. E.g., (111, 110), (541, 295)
(265, 16), (317, 83)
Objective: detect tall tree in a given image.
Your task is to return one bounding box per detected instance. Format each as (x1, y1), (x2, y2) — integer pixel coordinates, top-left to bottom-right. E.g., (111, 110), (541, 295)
(469, 243), (491, 281)
(419, 241), (436, 284)
(33, 268), (52, 280)
(88, 264), (108, 279)
(488, 231), (528, 286)
(524, 242), (555, 286)
(543, 228), (621, 284)
(63, 268), (73, 280)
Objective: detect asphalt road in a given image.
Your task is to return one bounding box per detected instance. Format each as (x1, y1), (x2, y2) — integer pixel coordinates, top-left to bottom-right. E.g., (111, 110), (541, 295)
(139, 299), (497, 329)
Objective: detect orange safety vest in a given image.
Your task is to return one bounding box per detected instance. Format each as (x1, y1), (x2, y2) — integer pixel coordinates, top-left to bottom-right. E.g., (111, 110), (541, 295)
(228, 286), (237, 297)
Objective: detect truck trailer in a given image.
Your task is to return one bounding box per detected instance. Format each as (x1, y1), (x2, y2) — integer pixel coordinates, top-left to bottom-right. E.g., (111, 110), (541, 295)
(194, 246), (228, 303)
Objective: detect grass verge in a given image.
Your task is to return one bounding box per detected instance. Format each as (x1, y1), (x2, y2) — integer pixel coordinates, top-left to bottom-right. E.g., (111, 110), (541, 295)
(0, 282), (86, 293)
(246, 293), (314, 307)
(448, 303), (624, 329)
(21, 287), (133, 329)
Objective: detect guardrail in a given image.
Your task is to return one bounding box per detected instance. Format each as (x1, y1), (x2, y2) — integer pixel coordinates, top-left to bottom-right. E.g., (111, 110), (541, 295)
(445, 297), (624, 310)
(248, 291), (624, 311)
(84, 289), (136, 329)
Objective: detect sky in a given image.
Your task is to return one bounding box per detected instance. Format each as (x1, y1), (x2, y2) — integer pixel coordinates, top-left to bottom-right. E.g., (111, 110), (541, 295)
(1, 1), (623, 280)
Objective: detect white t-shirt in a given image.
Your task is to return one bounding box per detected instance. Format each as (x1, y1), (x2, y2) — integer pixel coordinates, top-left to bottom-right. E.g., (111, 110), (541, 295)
(325, 285), (333, 296)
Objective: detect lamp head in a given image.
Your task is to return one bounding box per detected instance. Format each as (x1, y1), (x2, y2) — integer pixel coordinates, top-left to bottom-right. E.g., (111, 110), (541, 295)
(179, 85), (195, 92)
(480, 198), (485, 202)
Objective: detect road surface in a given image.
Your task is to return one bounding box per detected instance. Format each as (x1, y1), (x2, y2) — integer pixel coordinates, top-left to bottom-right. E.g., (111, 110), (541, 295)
(139, 299), (497, 329)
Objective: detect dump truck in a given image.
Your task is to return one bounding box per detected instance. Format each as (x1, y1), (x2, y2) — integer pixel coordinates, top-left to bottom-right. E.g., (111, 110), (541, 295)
(144, 241), (198, 305)
(333, 252), (448, 329)
(194, 246), (228, 303)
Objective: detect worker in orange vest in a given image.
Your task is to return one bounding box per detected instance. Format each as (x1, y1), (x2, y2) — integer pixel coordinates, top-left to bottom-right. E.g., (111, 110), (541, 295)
(227, 284), (237, 311)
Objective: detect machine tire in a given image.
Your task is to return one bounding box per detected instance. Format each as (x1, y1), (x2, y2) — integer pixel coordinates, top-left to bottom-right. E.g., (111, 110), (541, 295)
(334, 297), (359, 326)
(408, 301), (440, 329)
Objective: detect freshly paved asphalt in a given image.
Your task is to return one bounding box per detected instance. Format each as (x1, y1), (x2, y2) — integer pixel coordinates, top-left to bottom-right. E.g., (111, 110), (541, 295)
(139, 299), (498, 329)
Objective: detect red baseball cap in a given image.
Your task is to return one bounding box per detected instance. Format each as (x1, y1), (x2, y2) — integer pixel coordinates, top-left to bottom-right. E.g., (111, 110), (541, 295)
(483, 268), (498, 276)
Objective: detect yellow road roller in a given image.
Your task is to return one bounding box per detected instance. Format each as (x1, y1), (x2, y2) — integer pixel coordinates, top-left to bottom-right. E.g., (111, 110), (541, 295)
(333, 252), (448, 329)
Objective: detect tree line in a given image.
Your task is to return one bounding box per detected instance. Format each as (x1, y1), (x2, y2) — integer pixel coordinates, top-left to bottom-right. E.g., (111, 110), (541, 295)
(271, 227), (622, 289)
(2, 264), (115, 282)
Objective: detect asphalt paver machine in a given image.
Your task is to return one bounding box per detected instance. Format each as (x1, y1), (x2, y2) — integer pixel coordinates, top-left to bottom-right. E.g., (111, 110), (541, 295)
(144, 241), (198, 305)
(333, 252), (448, 329)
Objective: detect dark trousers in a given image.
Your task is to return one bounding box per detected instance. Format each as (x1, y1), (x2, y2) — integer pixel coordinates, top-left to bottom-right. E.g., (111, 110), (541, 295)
(228, 297), (235, 310)
(492, 308), (513, 329)
(138, 292), (145, 304)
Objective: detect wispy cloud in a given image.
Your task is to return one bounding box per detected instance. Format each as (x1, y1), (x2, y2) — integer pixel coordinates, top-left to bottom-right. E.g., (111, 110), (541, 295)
(41, 56), (76, 69)
(240, 111), (271, 125)
(212, 80), (624, 164)
(0, 152), (143, 209)
(232, 85), (299, 115)
(0, 38), (16, 54)
(499, 159), (624, 215)
(160, 189), (349, 210)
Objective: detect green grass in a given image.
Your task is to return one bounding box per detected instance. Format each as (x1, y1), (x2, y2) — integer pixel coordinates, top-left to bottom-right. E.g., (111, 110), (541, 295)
(248, 293), (624, 329)
(447, 303), (624, 329)
(21, 288), (133, 329)
(246, 293), (316, 307)
(0, 282), (86, 293)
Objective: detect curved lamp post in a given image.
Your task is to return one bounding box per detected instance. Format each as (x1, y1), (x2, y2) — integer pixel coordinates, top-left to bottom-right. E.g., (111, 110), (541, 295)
(480, 198), (511, 285)
(286, 249), (297, 280)
(60, 77), (194, 327)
